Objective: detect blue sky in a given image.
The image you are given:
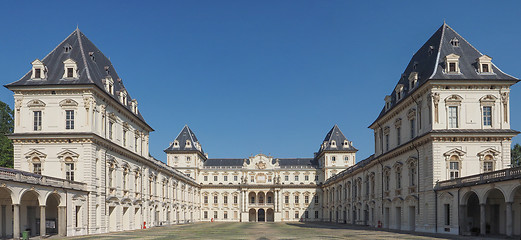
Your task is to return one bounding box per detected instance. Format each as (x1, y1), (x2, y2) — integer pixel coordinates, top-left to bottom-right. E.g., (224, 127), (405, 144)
(1, 1), (520, 162)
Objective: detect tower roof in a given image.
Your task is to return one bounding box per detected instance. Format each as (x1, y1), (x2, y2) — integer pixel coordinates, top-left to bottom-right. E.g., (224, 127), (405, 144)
(317, 125), (357, 154)
(5, 29), (151, 129)
(164, 125), (205, 154)
(371, 23), (518, 127)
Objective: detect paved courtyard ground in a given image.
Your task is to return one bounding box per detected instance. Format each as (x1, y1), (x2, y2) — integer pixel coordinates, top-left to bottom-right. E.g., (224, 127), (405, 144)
(66, 222), (502, 240)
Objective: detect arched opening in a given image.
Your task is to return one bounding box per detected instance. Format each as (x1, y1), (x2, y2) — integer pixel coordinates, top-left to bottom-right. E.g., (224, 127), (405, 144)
(249, 192), (256, 205)
(512, 186), (521, 236)
(45, 193), (60, 236)
(257, 192), (265, 205)
(266, 209), (274, 222)
(462, 191), (480, 235)
(266, 192), (274, 204)
(0, 187), (13, 238)
(258, 208), (265, 222)
(248, 209), (256, 222)
(485, 188), (506, 235)
(20, 190), (40, 237)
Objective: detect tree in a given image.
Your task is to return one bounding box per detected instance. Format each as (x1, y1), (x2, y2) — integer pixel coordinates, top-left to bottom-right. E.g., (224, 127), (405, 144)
(0, 100), (14, 168)
(512, 143), (521, 167)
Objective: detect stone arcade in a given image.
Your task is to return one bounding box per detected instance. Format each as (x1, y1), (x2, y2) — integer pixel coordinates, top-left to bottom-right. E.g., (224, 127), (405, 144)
(1, 23), (520, 238)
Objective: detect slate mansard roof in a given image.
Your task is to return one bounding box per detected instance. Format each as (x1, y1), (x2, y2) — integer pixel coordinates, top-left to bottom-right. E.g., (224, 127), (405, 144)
(164, 125), (205, 155)
(317, 125), (357, 154)
(371, 23), (518, 127)
(5, 29), (151, 130)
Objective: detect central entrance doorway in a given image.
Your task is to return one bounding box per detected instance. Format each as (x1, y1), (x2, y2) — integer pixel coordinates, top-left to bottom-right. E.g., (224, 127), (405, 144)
(258, 209), (265, 222)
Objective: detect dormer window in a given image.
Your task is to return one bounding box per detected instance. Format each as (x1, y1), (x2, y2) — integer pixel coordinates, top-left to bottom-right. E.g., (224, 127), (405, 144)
(395, 84), (404, 101)
(31, 59), (46, 79)
(173, 140), (179, 147)
(186, 140), (191, 148)
(384, 95), (392, 111)
(444, 54), (460, 74)
(104, 77), (114, 95)
(477, 55), (493, 74)
(62, 59), (78, 79)
(450, 38), (459, 47)
(331, 140), (336, 148)
(131, 99), (138, 114)
(119, 90), (128, 105)
(343, 140), (349, 147)
(408, 72), (418, 91)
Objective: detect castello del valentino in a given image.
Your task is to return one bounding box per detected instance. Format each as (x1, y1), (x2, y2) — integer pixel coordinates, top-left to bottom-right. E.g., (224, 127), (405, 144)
(1, 23), (520, 239)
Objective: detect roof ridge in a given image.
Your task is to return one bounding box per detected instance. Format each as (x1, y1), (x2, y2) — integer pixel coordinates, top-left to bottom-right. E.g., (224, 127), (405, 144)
(428, 23), (445, 80)
(76, 29), (93, 82)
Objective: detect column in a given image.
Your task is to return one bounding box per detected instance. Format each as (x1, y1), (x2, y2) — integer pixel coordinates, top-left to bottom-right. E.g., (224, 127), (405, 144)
(40, 205), (46, 237)
(13, 204), (19, 240)
(458, 205), (466, 233)
(480, 204), (486, 236)
(58, 206), (67, 237)
(506, 202), (513, 237)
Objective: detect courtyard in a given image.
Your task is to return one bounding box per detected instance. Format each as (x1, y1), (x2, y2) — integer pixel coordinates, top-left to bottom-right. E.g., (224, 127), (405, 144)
(65, 222), (501, 240)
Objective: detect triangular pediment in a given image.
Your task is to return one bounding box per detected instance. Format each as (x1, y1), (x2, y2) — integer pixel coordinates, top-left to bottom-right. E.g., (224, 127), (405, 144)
(477, 148), (500, 157)
(443, 148), (466, 157)
(24, 149), (47, 159)
(57, 149), (79, 159)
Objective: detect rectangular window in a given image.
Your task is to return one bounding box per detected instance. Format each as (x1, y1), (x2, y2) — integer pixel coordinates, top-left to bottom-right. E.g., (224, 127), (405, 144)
(314, 175), (319, 181)
(108, 122), (113, 140)
(449, 106), (458, 128)
(35, 68), (41, 78)
(214, 211), (217, 219)
(314, 195), (319, 204)
(204, 196), (208, 204)
(305, 195), (309, 204)
(214, 195), (218, 204)
(449, 162), (459, 179)
(33, 163), (42, 175)
(484, 162), (494, 172)
(67, 68), (74, 78)
(410, 168), (416, 186)
(33, 111), (42, 131)
(295, 196), (299, 204)
(396, 171), (401, 189)
(65, 110), (74, 130)
(295, 211), (299, 219)
(482, 64), (489, 73)
(214, 176), (218, 181)
(234, 175), (238, 181)
(224, 196), (228, 204)
(397, 127), (401, 145)
(410, 119), (415, 139)
(285, 196), (289, 204)
(483, 106), (492, 126)
(285, 175), (289, 181)
(305, 211), (309, 219)
(66, 163), (74, 181)
(204, 176), (208, 181)
(385, 134), (389, 151)
(224, 211), (228, 219)
(75, 206), (81, 227)
(250, 176), (254, 182)
(444, 204), (450, 225)
(294, 175), (299, 181)
(449, 62), (456, 72)
(224, 176), (228, 181)
(315, 211), (319, 219)
(385, 174), (390, 191)
(305, 175), (309, 181)
(234, 195), (238, 204)
(135, 137), (139, 151)
(204, 211), (208, 219)
(123, 129), (127, 146)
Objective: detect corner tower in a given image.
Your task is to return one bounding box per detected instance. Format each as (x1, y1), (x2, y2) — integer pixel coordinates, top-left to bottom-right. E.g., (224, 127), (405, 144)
(164, 125), (207, 180)
(315, 125), (357, 179)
